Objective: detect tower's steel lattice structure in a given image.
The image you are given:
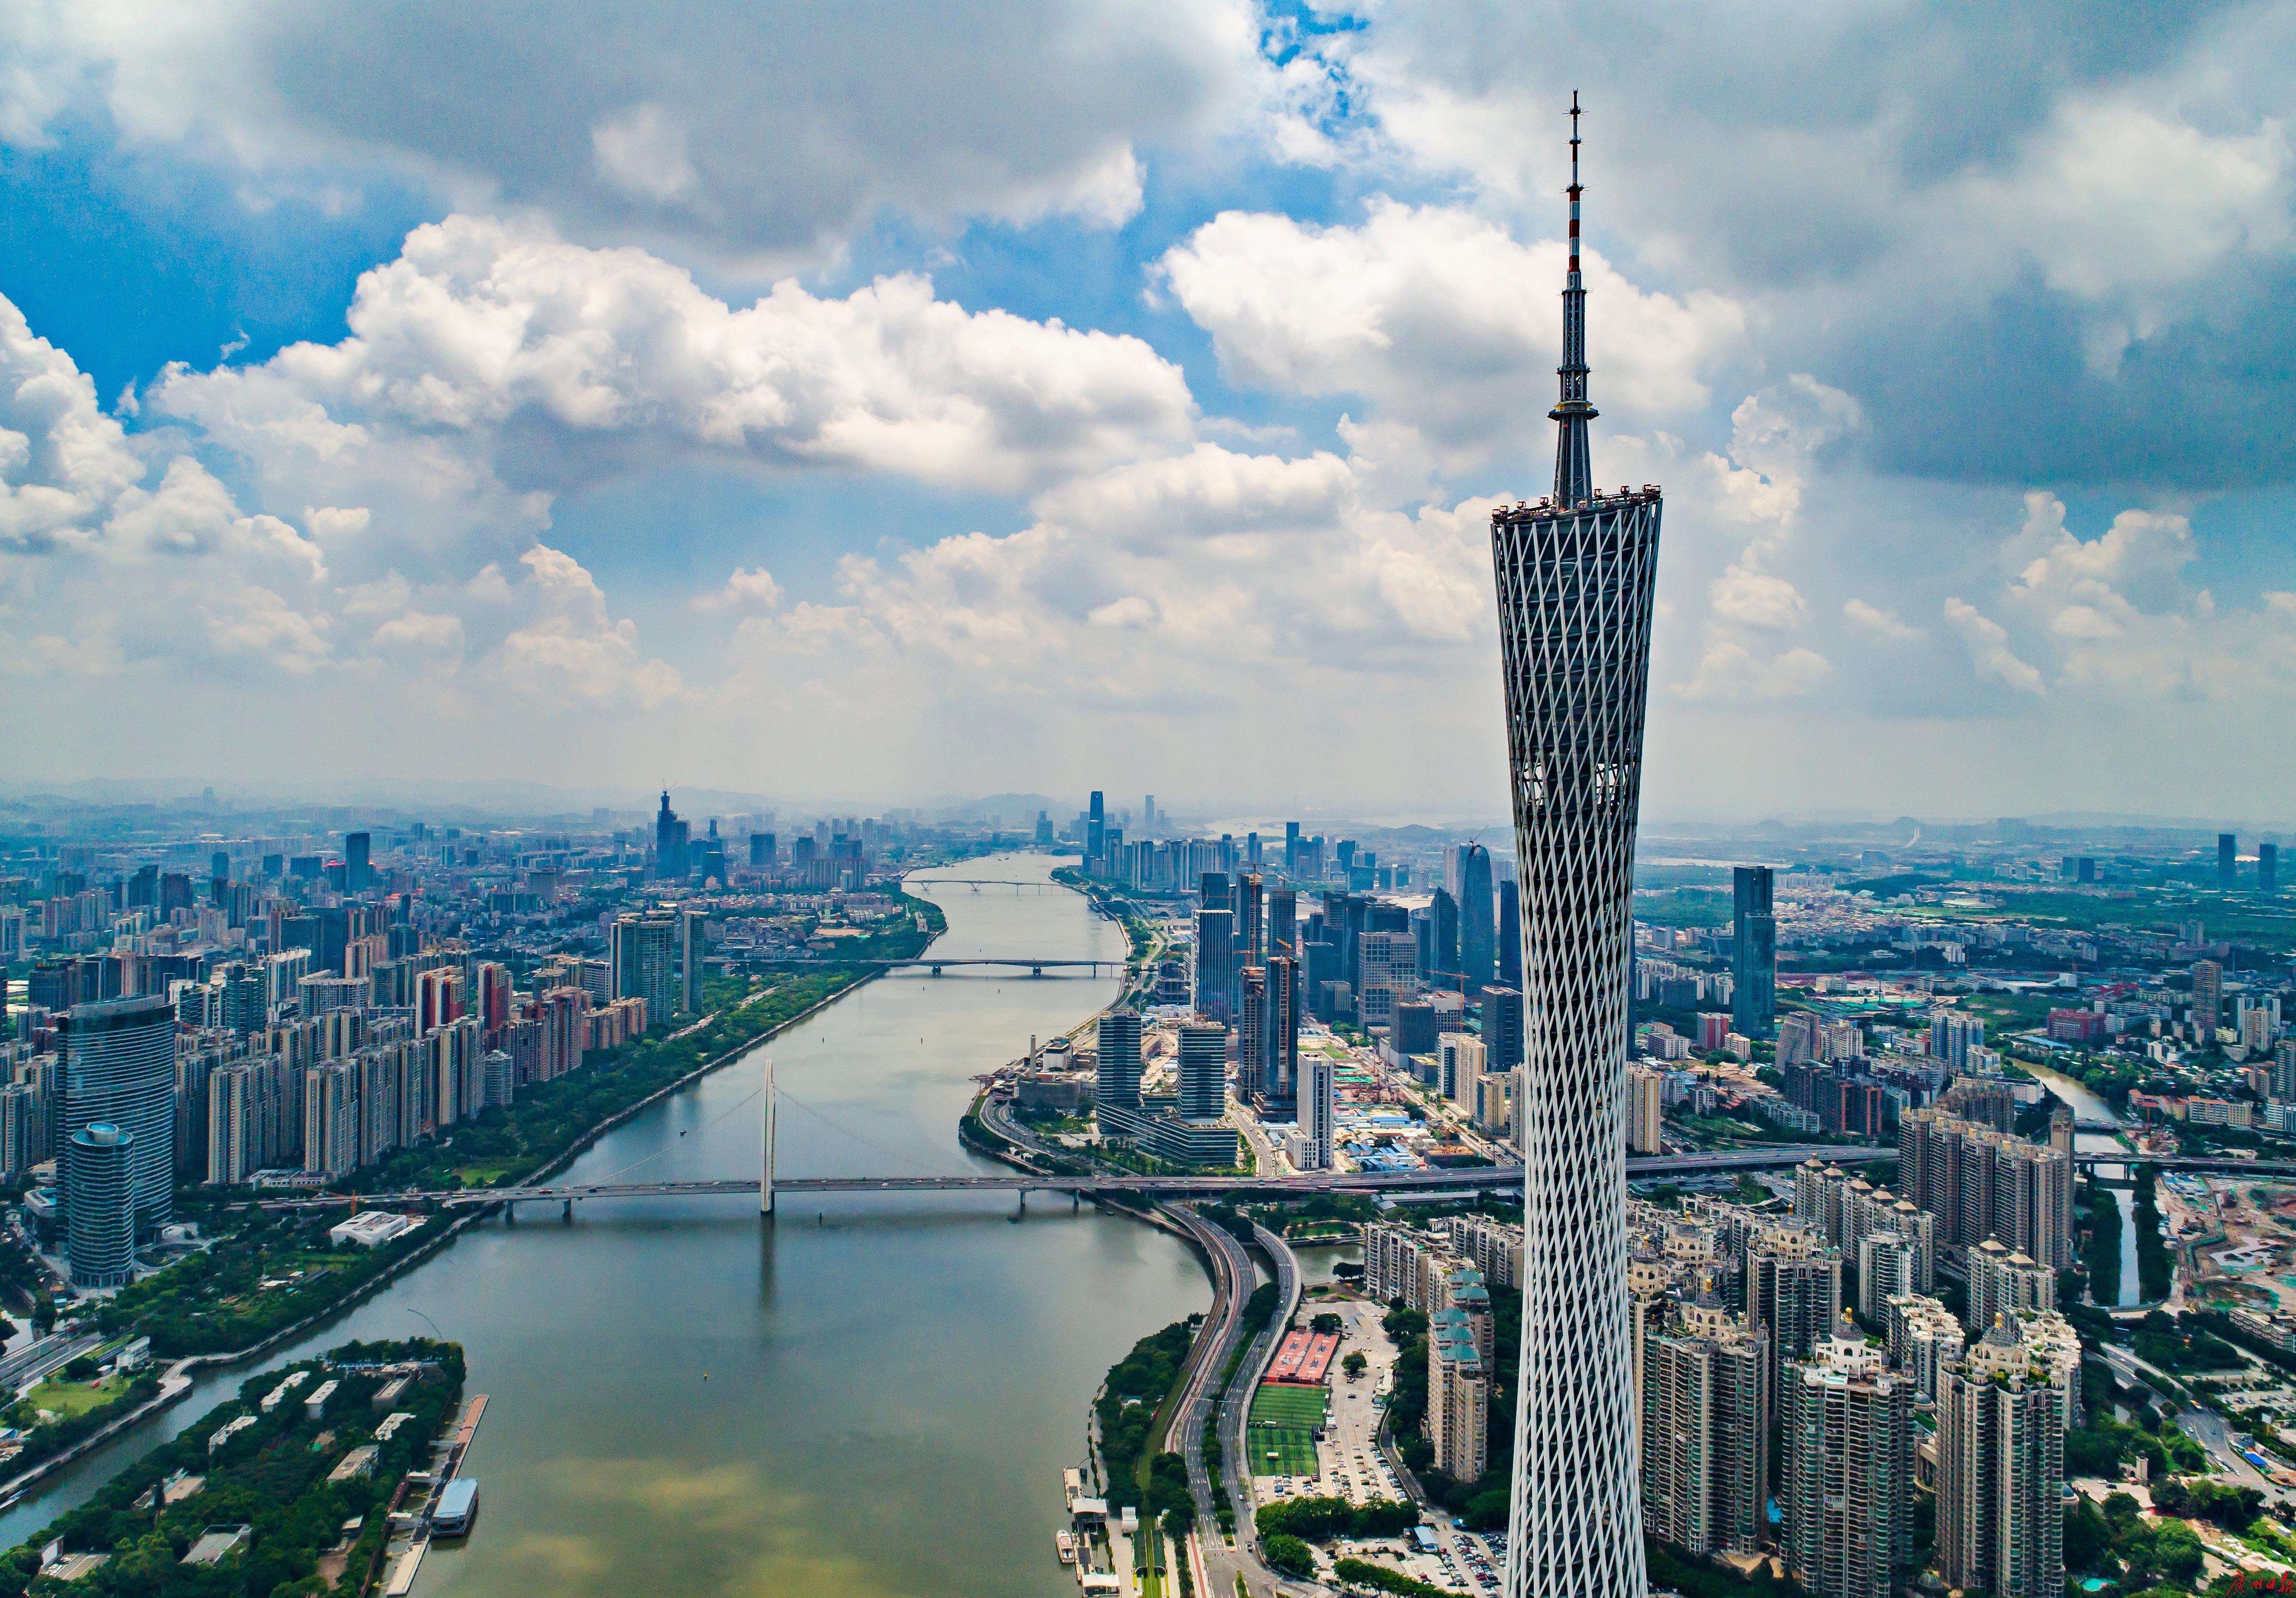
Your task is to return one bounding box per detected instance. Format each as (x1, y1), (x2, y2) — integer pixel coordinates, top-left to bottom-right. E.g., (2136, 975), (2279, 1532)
(1494, 96), (1660, 1598)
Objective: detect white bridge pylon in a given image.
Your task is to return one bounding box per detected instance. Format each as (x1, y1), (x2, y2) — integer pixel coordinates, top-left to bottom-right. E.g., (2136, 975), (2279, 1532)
(760, 1057), (776, 1217)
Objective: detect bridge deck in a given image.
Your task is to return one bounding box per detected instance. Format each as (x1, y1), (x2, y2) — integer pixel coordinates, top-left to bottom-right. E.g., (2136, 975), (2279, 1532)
(263, 1146), (1896, 1209)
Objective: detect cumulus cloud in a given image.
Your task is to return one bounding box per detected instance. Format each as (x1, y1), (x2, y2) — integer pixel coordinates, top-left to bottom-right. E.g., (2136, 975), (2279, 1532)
(1158, 200), (1743, 468)
(1302, 0), (2296, 489)
(1944, 597), (2045, 695)
(151, 216), (1196, 498)
(694, 566), (784, 613)
(0, 0), (1301, 265)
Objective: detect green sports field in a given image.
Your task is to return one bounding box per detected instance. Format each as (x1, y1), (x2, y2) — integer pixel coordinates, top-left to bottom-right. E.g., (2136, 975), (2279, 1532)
(1248, 1384), (1327, 1476)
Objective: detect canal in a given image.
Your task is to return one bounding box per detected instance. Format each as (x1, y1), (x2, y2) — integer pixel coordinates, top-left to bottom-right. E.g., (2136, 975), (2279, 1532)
(0, 853), (1209, 1597)
(2020, 1055), (2141, 1308)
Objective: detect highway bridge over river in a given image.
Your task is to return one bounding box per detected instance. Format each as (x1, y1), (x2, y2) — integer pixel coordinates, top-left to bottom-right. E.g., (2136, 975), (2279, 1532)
(267, 1144), (1891, 1212)
(252, 1137), (2283, 1216)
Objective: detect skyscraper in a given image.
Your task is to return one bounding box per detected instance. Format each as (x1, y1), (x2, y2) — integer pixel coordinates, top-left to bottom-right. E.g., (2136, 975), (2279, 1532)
(1731, 866), (1776, 1039)
(1497, 876), (1522, 987)
(2219, 831), (2239, 890)
(679, 908), (707, 1015)
(60, 994), (177, 1235)
(1262, 955), (1299, 1103)
(345, 831), (372, 894)
(1479, 985), (1524, 1076)
(2192, 958), (2224, 1032)
(1936, 1320), (2067, 1598)
(1087, 791), (1106, 871)
(1300, 1052), (1336, 1171)
(1267, 886), (1297, 956)
(1194, 907), (1234, 1022)
(1457, 844), (1496, 988)
(66, 1122), (136, 1287)
(1176, 1022), (1227, 1122)
(2262, 842), (2280, 895)
(1096, 1009), (1143, 1108)
(654, 792), (688, 879)
(1235, 873), (1265, 966)
(611, 913), (678, 1023)
(1639, 1284), (1769, 1556)
(1783, 1320), (1914, 1598)
(1492, 99), (1658, 1598)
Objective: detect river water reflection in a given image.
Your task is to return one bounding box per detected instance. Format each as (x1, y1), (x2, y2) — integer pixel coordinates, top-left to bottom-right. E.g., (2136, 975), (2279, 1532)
(0, 854), (1208, 1598)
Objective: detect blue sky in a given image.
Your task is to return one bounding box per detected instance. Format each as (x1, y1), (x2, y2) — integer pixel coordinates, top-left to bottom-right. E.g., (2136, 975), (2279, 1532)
(0, 1), (2292, 820)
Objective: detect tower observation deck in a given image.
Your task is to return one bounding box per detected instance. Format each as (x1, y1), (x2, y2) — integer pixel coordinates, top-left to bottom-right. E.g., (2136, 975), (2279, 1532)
(1490, 95), (1660, 1598)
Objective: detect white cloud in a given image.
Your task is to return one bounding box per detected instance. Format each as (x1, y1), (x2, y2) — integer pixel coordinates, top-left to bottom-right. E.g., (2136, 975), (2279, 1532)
(591, 105), (697, 203)
(151, 215), (1198, 498)
(0, 0), (1299, 266)
(1944, 597), (2045, 695)
(495, 544), (685, 707)
(1158, 200), (1744, 469)
(695, 566), (784, 613)
(1843, 599), (1922, 642)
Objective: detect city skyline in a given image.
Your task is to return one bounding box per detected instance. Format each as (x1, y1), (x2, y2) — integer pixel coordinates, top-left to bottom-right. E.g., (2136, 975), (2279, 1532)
(1, 8), (2292, 815)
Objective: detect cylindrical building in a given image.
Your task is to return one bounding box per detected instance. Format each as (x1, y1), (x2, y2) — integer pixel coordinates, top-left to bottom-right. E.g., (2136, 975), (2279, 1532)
(66, 1122), (136, 1287)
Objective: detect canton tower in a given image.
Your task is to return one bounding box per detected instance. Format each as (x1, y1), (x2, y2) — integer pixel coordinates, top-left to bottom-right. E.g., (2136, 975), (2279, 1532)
(1491, 95), (1659, 1598)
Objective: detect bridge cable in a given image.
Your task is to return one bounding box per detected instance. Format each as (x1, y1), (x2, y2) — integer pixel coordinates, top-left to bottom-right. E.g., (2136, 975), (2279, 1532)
(772, 1089), (947, 1177)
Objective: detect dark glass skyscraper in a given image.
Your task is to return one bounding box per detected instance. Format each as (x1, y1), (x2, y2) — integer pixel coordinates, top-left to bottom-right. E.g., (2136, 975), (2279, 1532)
(1732, 865), (1777, 1039)
(1194, 907), (1235, 1022)
(1491, 97), (1655, 1598)
(1458, 843), (1496, 988)
(2220, 832), (2239, 891)
(1267, 887), (1297, 955)
(60, 995), (176, 1236)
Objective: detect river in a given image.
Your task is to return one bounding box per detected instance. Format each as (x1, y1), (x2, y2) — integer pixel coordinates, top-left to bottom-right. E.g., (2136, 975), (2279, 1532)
(2019, 1056), (2141, 1308)
(0, 852), (1209, 1597)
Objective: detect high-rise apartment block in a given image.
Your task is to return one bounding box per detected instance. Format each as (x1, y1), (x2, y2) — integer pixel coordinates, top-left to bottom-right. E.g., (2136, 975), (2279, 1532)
(1626, 1065), (1664, 1155)
(1638, 1283), (1769, 1556)
(679, 909), (707, 1015)
(1299, 1053), (1336, 1172)
(1966, 1238), (2055, 1333)
(1783, 1320), (1914, 1598)
(611, 912), (678, 1025)
(1746, 1219), (1844, 1398)
(1936, 1320), (2067, 1598)
(1897, 1108), (2072, 1268)
(1886, 1293), (1967, 1404)
(1429, 1303), (1491, 1482)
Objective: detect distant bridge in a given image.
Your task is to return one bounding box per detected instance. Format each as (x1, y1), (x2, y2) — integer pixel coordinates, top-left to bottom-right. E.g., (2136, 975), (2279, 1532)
(260, 1145), (1896, 1212)
(738, 956), (1127, 977)
(904, 878), (1063, 892)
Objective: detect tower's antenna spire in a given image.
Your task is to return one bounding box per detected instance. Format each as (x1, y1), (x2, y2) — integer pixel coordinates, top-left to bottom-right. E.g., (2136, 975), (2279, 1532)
(1551, 90), (1597, 504)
